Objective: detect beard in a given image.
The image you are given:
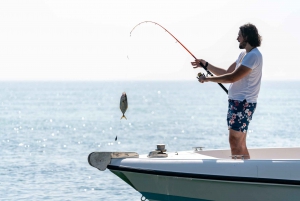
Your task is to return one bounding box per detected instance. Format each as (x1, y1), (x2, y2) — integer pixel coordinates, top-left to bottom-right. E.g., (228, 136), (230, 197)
(239, 41), (247, 49)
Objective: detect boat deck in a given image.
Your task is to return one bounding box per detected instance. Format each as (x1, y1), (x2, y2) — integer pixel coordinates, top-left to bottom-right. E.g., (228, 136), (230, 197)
(197, 147), (300, 160)
(137, 147), (300, 160)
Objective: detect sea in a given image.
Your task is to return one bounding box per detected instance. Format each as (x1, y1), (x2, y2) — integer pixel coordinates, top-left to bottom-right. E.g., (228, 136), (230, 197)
(1, 81), (300, 201)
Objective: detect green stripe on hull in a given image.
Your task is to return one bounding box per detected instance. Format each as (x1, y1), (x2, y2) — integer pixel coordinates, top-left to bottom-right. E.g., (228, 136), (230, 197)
(141, 192), (212, 201)
(110, 170), (136, 190)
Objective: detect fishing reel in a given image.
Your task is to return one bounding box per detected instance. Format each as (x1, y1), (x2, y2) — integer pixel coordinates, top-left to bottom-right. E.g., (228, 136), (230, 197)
(197, 72), (207, 79)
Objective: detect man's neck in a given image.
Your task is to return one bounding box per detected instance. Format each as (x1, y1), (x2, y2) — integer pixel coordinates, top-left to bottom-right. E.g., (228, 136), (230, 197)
(245, 44), (254, 53)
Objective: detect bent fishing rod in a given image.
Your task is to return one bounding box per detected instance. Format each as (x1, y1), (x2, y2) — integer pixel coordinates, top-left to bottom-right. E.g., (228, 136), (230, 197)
(130, 21), (228, 94)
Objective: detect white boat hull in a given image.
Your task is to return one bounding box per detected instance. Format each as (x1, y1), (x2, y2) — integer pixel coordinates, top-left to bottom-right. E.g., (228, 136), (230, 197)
(89, 147), (300, 201)
(110, 168), (300, 201)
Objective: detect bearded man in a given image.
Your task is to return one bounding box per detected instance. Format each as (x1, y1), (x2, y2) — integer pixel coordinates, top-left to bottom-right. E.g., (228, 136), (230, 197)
(191, 23), (263, 159)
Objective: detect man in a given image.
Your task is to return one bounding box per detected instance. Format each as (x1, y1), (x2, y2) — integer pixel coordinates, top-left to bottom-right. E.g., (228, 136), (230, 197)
(191, 23), (262, 159)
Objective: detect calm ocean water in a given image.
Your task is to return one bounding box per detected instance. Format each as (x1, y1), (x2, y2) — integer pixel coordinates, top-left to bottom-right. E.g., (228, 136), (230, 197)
(1, 81), (300, 200)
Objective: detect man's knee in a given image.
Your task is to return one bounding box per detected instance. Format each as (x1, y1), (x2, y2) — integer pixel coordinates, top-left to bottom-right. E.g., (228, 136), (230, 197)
(229, 129), (246, 148)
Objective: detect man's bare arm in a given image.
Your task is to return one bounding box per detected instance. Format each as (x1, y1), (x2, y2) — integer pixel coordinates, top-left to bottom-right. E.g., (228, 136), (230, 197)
(207, 62), (236, 76)
(226, 62), (237, 74)
(201, 65), (251, 83)
(191, 60), (236, 76)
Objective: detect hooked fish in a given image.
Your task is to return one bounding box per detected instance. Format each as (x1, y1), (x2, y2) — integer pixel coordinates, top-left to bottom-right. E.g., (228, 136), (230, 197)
(120, 92), (128, 120)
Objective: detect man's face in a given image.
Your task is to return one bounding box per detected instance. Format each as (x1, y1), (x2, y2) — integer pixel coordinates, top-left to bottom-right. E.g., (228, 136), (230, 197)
(237, 30), (246, 49)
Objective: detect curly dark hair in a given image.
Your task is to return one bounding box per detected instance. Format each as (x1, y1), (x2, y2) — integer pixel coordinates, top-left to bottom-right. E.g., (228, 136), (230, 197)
(240, 23), (262, 47)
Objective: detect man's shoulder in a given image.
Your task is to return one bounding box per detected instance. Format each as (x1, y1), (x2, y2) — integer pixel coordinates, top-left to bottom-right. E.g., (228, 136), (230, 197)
(252, 48), (262, 56)
(248, 48), (262, 60)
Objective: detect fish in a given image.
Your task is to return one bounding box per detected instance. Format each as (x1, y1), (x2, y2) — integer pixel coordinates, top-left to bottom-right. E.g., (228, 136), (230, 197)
(115, 136), (117, 141)
(120, 92), (128, 120)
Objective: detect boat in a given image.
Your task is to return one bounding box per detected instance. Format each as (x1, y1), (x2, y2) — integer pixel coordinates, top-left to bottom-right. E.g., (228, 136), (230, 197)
(88, 144), (300, 201)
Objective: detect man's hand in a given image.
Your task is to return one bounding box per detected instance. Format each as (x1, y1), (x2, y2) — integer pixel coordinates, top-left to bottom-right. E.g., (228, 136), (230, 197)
(191, 59), (207, 69)
(198, 74), (207, 83)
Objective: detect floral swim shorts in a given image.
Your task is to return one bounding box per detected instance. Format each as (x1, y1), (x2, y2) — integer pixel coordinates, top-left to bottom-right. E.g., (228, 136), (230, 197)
(227, 99), (257, 133)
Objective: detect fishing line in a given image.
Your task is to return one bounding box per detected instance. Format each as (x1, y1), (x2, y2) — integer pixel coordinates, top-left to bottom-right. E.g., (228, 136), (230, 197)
(130, 21), (228, 94)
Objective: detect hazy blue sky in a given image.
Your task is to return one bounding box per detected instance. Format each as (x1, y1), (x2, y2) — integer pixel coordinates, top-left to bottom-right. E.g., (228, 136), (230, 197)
(1, 0), (299, 81)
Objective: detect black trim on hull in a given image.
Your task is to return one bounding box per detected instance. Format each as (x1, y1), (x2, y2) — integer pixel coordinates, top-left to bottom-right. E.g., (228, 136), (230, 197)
(107, 165), (300, 186)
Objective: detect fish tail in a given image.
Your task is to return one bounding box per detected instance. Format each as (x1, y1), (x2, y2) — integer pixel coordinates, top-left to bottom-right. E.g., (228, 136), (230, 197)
(121, 115), (127, 120)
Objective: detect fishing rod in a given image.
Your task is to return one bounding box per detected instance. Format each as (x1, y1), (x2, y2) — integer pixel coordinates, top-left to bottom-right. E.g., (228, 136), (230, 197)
(130, 21), (228, 94)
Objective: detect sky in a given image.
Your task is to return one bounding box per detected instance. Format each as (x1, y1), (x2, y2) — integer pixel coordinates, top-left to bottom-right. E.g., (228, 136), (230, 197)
(0, 0), (300, 81)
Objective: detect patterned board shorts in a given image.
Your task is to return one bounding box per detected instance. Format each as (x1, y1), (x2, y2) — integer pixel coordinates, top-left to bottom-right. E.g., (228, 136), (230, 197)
(227, 99), (257, 133)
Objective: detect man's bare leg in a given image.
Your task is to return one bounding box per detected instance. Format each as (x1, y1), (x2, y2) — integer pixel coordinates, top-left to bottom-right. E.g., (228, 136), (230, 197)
(229, 129), (250, 159)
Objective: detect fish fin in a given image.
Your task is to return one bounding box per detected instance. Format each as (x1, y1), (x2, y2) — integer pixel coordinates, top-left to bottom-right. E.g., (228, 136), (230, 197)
(121, 115), (127, 120)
